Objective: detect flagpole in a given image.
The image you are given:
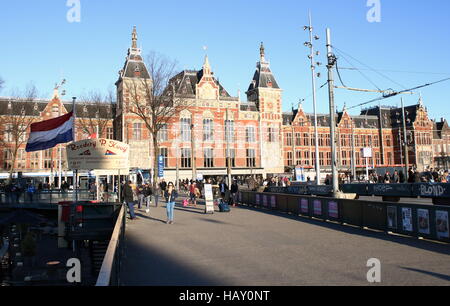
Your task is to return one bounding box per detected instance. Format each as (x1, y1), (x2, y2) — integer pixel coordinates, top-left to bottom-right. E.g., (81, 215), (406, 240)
(72, 97), (78, 203)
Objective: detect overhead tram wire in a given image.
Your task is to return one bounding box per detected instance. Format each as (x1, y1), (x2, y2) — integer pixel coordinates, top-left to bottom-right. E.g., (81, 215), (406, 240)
(299, 81), (328, 105)
(346, 77), (450, 111)
(333, 48), (383, 92)
(338, 67), (450, 77)
(332, 46), (408, 90)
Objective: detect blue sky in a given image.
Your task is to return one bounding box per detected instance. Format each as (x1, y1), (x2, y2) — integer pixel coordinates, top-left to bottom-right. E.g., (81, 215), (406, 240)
(1, 0), (449, 120)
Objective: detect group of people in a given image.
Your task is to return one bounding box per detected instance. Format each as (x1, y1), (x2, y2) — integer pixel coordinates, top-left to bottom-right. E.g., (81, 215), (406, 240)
(120, 177), (242, 224)
(121, 180), (178, 224)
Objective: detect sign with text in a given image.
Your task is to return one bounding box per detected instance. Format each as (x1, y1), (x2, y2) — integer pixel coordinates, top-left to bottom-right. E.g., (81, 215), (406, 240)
(67, 139), (129, 170)
(158, 155), (164, 178)
(204, 184), (214, 214)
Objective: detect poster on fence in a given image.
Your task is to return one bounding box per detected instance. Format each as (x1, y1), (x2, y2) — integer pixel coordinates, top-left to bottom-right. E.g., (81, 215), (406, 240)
(313, 200), (322, 216)
(417, 209), (430, 235)
(271, 196), (276, 208)
(387, 206), (398, 230)
(256, 194), (260, 205)
(300, 198), (309, 214)
(436, 210), (449, 239)
(402, 207), (413, 232)
(328, 201), (339, 219)
(263, 195), (268, 207)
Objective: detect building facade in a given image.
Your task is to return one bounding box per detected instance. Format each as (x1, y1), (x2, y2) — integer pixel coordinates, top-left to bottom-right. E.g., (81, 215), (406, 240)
(0, 27), (447, 184)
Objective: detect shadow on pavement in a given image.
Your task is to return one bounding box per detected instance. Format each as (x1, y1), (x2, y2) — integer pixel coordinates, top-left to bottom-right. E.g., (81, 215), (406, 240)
(120, 233), (223, 286)
(134, 213), (167, 224)
(237, 205), (450, 257)
(400, 267), (450, 282)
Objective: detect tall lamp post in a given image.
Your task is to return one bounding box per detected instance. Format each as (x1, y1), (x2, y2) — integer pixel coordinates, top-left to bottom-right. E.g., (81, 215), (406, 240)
(304, 12), (322, 185)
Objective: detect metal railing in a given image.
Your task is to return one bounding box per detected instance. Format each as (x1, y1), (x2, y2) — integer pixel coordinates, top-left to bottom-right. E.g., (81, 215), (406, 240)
(95, 203), (126, 286)
(237, 191), (450, 244)
(267, 183), (450, 200)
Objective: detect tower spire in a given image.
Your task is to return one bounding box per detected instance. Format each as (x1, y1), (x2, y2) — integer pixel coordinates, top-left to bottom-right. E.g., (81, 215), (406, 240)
(260, 42), (265, 62)
(132, 26), (138, 49)
(203, 54), (211, 76)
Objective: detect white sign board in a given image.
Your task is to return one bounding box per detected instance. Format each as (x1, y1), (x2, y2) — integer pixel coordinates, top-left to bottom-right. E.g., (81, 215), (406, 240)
(362, 148), (373, 158)
(67, 138), (129, 170)
(204, 184), (214, 214)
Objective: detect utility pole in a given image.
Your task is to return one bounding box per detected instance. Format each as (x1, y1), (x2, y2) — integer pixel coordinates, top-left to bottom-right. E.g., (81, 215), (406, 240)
(401, 98), (410, 181)
(326, 28), (340, 196)
(351, 122), (356, 181)
(304, 12), (321, 185)
(191, 122), (197, 181)
(226, 108), (232, 186)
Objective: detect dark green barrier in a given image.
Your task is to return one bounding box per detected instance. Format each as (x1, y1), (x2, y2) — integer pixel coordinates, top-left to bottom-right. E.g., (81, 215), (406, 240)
(308, 185), (333, 196)
(341, 199), (364, 227)
(255, 193), (262, 208)
(286, 195), (300, 215)
(362, 202), (387, 231)
(276, 194), (288, 213)
(367, 184), (412, 197)
(340, 184), (369, 195)
(413, 183), (450, 198)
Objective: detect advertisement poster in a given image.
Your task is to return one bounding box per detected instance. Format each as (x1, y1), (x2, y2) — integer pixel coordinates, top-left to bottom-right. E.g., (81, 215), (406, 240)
(271, 195), (276, 208)
(436, 210), (449, 239)
(263, 195), (268, 207)
(417, 209), (430, 235)
(256, 194), (260, 205)
(387, 206), (398, 230)
(402, 207), (413, 232)
(313, 200), (322, 216)
(300, 198), (309, 214)
(328, 201), (339, 219)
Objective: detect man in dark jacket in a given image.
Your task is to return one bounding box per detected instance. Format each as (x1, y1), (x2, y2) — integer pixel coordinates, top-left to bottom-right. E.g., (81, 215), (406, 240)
(122, 180), (137, 220)
(230, 180), (239, 207)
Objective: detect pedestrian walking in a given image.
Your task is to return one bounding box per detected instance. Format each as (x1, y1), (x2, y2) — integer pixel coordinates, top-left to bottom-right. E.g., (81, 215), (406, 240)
(164, 182), (178, 224)
(143, 183), (153, 213)
(137, 184), (145, 209)
(230, 180), (238, 207)
(122, 180), (138, 220)
(159, 179), (167, 197)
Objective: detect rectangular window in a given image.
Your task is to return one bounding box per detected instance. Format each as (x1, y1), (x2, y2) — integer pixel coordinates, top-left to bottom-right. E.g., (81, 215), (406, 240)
(17, 149), (26, 169)
(204, 148), (214, 168)
(133, 122), (142, 140)
(303, 133), (309, 146)
(158, 124), (168, 142)
(246, 149), (256, 168)
(181, 118), (192, 142)
(4, 124), (13, 142)
(295, 150), (302, 165)
(107, 127), (114, 140)
(246, 126), (256, 143)
(268, 127), (277, 143)
(319, 152), (324, 166)
(159, 148), (168, 168)
(225, 120), (234, 143)
(181, 148), (191, 168)
(203, 119), (214, 142)
(295, 133), (301, 146)
(287, 151), (293, 166)
(304, 151), (310, 166)
(225, 148), (235, 168)
(31, 152), (40, 169)
(285, 132), (292, 146)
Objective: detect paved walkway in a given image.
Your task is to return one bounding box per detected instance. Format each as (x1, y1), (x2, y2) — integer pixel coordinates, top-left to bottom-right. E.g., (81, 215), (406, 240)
(120, 200), (450, 286)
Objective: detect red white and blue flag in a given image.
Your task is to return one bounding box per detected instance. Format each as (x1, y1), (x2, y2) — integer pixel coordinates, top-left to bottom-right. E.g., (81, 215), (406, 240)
(25, 112), (74, 152)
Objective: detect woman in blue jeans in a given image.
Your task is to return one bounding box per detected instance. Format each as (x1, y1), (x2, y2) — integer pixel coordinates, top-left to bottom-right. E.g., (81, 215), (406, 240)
(164, 182), (178, 224)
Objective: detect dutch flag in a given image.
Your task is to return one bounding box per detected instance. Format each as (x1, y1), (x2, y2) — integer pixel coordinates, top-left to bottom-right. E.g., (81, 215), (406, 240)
(25, 112), (74, 152)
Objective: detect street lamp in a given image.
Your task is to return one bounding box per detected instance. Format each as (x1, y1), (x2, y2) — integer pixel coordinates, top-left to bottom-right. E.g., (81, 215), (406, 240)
(304, 12), (322, 185)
